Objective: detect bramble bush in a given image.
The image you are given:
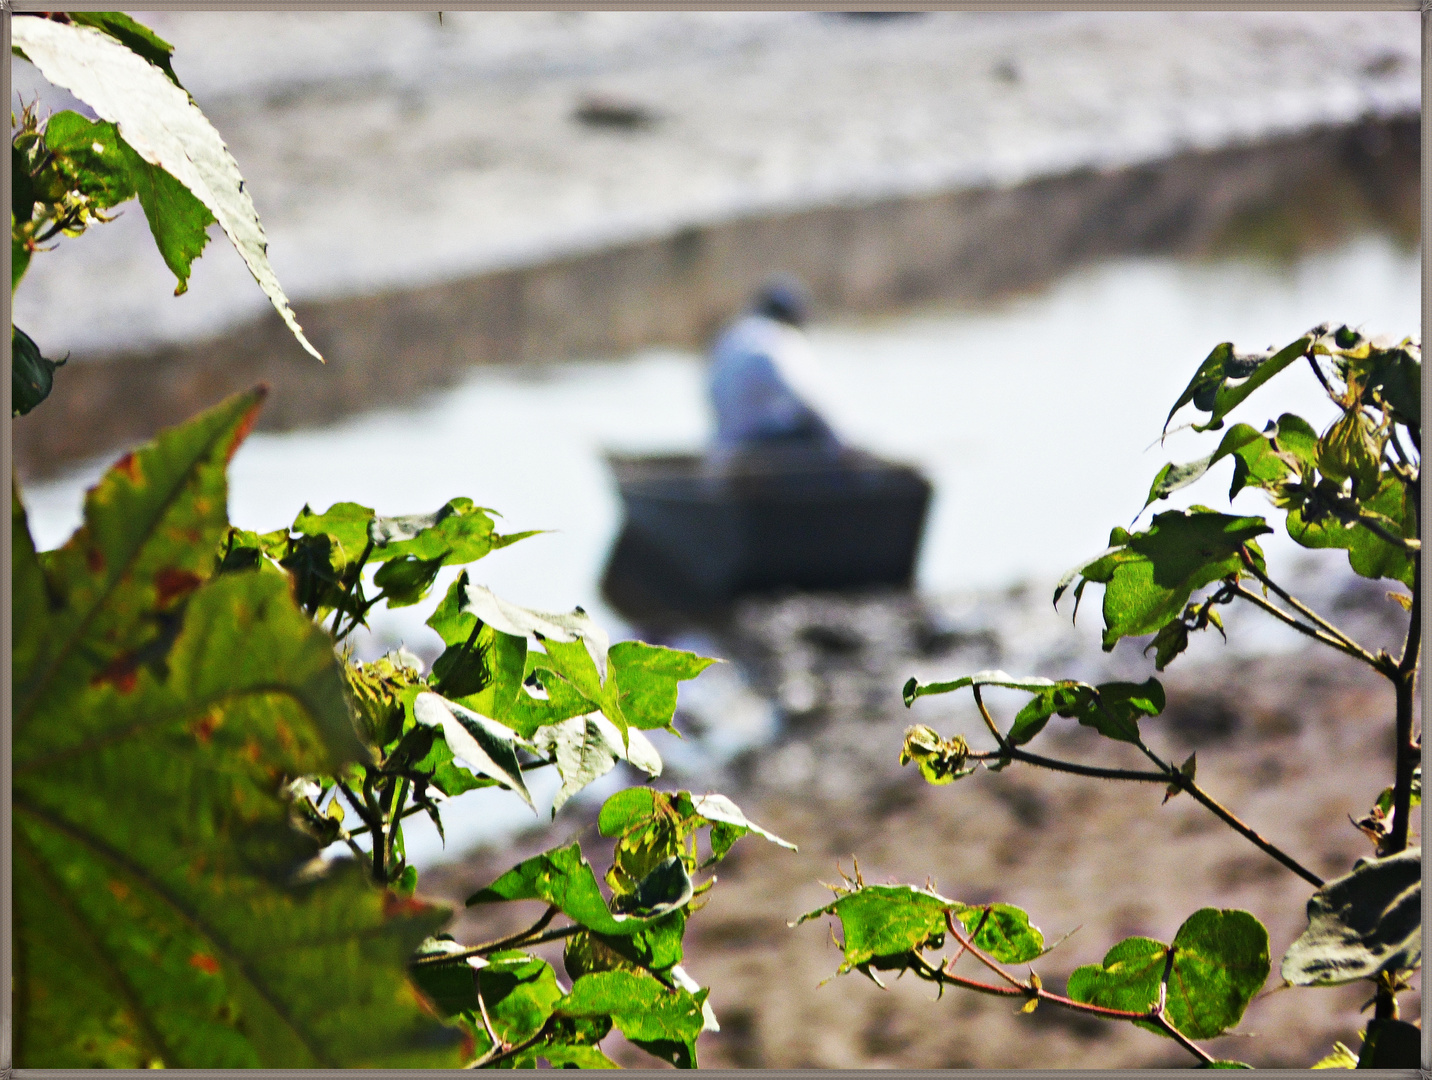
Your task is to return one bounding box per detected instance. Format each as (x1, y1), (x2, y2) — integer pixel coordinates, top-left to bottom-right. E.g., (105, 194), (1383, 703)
(12, 13), (792, 1068)
(801, 323), (1422, 1069)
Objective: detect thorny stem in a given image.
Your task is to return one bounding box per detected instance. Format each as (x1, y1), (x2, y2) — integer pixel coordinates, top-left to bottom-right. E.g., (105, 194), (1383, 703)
(930, 918), (1215, 1066)
(410, 906), (560, 968)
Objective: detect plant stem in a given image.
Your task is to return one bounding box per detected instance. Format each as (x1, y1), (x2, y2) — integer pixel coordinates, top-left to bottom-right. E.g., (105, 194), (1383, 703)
(331, 537), (375, 640)
(410, 906), (560, 968)
(385, 777), (411, 877)
(930, 921), (1215, 1066)
(1175, 776), (1323, 886)
(1387, 552), (1421, 854)
(969, 747), (1167, 784)
(1237, 550), (1386, 671)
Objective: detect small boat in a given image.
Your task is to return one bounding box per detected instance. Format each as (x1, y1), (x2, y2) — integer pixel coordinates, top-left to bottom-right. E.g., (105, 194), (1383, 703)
(601, 447), (932, 621)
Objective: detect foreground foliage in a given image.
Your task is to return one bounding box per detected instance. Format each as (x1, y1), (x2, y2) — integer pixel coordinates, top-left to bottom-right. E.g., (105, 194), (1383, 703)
(805, 324), (1422, 1068)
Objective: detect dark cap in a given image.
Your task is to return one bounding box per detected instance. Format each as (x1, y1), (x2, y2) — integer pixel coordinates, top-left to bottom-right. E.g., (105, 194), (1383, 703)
(752, 275), (811, 327)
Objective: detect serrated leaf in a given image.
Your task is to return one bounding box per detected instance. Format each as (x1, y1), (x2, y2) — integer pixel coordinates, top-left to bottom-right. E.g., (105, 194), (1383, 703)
(1280, 849), (1421, 986)
(412, 692), (533, 810)
(13, 392), (456, 1067)
(1066, 908), (1269, 1040)
(67, 12), (183, 87)
(12, 16), (323, 360)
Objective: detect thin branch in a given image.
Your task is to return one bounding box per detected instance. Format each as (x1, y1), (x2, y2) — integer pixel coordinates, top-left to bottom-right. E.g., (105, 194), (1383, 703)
(1238, 548), (1381, 665)
(969, 747), (1168, 784)
(1305, 353), (1334, 395)
(971, 686), (1009, 753)
(467, 1022), (551, 1069)
(410, 906), (560, 968)
(942, 912), (1028, 991)
(1232, 583), (1384, 671)
(1174, 777), (1323, 887)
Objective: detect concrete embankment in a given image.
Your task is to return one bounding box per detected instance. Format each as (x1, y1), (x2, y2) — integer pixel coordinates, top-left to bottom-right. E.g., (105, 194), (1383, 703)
(11, 11), (1418, 476)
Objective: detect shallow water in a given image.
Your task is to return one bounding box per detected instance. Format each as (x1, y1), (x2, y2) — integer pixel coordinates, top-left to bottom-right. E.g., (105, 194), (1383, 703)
(20, 232), (1420, 865)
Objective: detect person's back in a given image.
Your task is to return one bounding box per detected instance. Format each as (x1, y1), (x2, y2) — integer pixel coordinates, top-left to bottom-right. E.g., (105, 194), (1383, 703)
(708, 278), (842, 461)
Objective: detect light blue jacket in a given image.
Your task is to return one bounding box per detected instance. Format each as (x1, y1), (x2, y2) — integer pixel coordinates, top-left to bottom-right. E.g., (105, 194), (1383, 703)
(708, 315), (842, 456)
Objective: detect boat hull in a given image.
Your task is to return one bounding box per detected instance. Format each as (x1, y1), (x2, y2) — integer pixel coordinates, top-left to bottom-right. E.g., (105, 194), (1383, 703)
(601, 451), (931, 620)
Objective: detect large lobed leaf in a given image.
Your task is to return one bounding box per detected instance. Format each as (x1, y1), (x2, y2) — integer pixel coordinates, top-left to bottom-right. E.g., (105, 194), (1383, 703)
(12, 391), (460, 1067)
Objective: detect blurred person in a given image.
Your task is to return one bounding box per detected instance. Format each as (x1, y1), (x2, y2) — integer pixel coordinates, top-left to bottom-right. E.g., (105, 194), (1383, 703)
(708, 276), (844, 463)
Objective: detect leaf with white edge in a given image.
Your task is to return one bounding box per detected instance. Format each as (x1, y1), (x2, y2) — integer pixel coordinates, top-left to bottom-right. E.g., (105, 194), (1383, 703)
(617, 856), (694, 917)
(532, 714), (663, 814)
(903, 669), (1059, 707)
(1280, 849), (1421, 986)
(462, 583), (610, 682)
(412, 692), (533, 810)
(12, 16), (323, 361)
(689, 793), (797, 851)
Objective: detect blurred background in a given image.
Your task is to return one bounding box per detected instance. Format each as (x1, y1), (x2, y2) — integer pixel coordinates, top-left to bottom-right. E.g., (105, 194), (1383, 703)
(12, 11), (1422, 1067)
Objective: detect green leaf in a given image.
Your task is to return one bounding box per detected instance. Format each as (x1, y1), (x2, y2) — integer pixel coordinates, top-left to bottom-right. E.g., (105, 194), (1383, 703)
(953, 903), (1045, 964)
(1280, 849), (1421, 987)
(556, 970), (707, 1069)
(1286, 475), (1415, 588)
(13, 391), (457, 1067)
(532, 714), (663, 814)
(619, 856), (694, 917)
(12, 16), (323, 360)
(1357, 344), (1421, 429)
(903, 669), (1060, 707)
(1143, 423), (1272, 509)
(38, 111), (136, 209)
(12, 324), (66, 417)
(292, 502), (374, 571)
(608, 641), (719, 733)
(125, 142), (215, 295)
(372, 553), (446, 608)
(476, 953), (565, 1046)
(565, 911), (688, 980)
(1066, 908), (1269, 1040)
(412, 692), (533, 810)
(687, 792), (797, 851)
(67, 12), (183, 87)
(1165, 333), (1315, 433)
(368, 498), (534, 565)
(466, 843), (657, 937)
(1063, 509), (1271, 651)
(795, 884), (952, 972)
